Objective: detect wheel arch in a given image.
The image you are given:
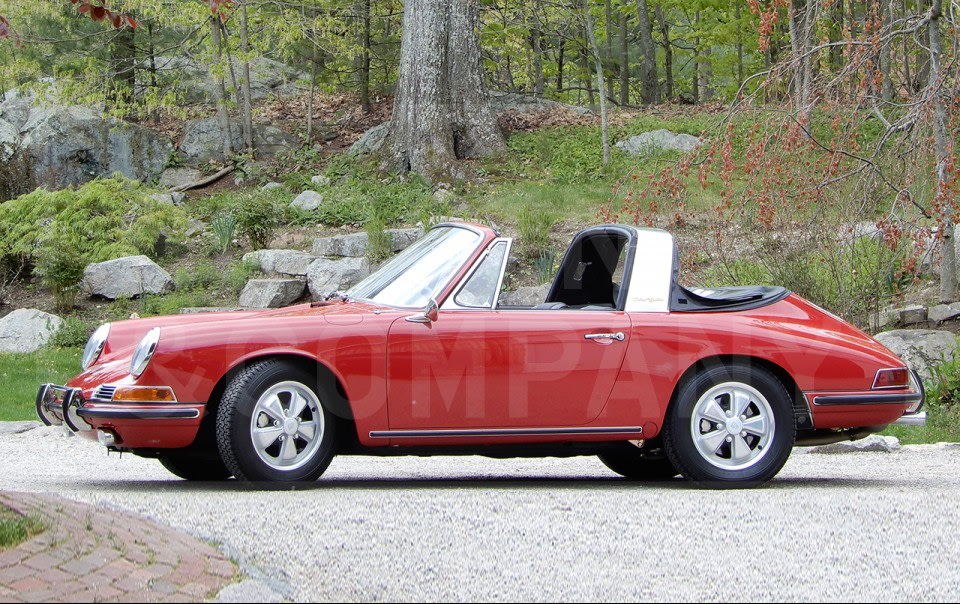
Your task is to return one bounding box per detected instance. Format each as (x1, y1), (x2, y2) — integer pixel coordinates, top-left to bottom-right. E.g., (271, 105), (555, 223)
(668, 354), (812, 431)
(193, 352), (357, 452)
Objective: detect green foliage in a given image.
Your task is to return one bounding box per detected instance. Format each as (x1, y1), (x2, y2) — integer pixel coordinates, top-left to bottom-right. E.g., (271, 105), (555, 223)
(232, 190), (285, 249)
(227, 259), (260, 295)
(534, 250), (558, 285)
(210, 212), (237, 254)
(517, 205), (557, 257)
(0, 347), (82, 421)
(50, 316), (94, 348)
(174, 262), (221, 292)
(885, 354), (960, 444)
(365, 214), (392, 263)
(34, 230), (86, 311)
(0, 177), (186, 267)
(701, 236), (913, 329)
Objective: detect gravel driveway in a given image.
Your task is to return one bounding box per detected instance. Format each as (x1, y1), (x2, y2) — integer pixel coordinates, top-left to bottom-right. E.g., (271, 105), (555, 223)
(2, 425), (959, 602)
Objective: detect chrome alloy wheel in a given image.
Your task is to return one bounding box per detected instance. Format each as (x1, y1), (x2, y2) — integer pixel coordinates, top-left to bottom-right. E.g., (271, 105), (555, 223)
(249, 381), (324, 471)
(690, 381), (774, 470)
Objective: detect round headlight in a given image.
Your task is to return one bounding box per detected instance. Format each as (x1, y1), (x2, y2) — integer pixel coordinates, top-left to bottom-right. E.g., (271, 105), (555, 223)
(130, 327), (161, 378)
(81, 323), (110, 371)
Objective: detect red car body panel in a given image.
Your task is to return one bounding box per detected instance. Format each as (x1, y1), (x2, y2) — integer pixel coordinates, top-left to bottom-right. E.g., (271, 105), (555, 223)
(59, 222), (918, 452)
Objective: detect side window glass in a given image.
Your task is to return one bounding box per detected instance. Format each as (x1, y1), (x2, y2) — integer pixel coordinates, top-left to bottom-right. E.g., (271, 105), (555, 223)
(455, 242), (507, 308)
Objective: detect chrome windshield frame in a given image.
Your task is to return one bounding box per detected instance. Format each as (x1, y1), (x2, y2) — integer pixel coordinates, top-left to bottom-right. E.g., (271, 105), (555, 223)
(346, 222), (490, 310)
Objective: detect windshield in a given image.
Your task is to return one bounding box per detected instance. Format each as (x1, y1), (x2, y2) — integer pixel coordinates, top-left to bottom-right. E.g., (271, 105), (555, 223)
(347, 226), (482, 307)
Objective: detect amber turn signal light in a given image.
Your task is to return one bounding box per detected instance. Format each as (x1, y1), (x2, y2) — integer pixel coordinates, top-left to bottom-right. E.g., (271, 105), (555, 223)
(873, 368), (910, 389)
(111, 386), (178, 403)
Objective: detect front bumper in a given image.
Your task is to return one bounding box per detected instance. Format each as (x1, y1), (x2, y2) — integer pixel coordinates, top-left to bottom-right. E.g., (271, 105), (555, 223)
(36, 383), (204, 449)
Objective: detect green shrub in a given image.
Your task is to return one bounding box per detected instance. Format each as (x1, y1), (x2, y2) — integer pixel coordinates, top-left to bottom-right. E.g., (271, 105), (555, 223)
(210, 212), (237, 254)
(51, 316), (95, 348)
(174, 262), (221, 292)
(517, 206), (557, 257)
(0, 178), (186, 294)
(233, 190), (284, 249)
(365, 214), (392, 263)
(227, 259), (260, 294)
(535, 250), (558, 285)
(34, 231), (86, 311)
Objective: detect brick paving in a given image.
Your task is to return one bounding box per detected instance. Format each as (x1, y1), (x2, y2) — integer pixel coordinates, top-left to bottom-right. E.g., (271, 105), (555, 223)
(0, 492), (236, 603)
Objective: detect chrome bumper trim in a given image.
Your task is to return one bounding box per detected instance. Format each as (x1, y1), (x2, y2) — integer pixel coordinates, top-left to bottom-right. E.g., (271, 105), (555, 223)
(76, 407), (201, 420)
(893, 412), (927, 427)
(813, 392), (924, 406)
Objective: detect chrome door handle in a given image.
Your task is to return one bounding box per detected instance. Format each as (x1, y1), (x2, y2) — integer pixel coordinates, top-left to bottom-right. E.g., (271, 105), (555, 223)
(584, 332), (625, 341)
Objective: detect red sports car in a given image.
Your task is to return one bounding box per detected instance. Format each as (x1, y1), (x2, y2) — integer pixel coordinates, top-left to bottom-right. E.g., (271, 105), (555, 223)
(38, 222), (924, 487)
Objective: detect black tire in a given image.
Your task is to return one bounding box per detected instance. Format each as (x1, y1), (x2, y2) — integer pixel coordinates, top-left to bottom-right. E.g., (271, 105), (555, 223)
(663, 363), (795, 488)
(598, 445), (679, 481)
(216, 359), (337, 483)
(158, 452), (233, 481)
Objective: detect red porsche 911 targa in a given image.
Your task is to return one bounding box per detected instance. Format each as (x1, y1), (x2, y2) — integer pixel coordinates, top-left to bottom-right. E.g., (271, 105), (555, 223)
(38, 222), (924, 487)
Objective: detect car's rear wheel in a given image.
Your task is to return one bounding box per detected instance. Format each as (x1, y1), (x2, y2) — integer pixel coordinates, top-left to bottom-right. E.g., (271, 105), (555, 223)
(216, 360), (336, 483)
(663, 363), (795, 488)
(158, 452), (232, 481)
(598, 444), (679, 481)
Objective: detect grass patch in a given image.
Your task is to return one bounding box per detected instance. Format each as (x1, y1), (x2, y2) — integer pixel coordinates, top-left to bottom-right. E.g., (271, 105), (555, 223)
(882, 397), (960, 444)
(0, 506), (44, 550)
(0, 347), (82, 421)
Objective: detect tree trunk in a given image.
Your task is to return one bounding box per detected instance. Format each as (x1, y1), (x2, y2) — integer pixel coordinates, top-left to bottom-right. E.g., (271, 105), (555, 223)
(604, 0), (614, 101)
(384, 0), (505, 183)
(110, 25), (136, 107)
(582, 0), (609, 165)
(880, 0), (894, 101)
(619, 10), (629, 105)
(357, 0), (372, 112)
(636, 0), (658, 104)
(929, 0), (954, 301)
(656, 5), (673, 100)
(239, 1), (254, 155)
(532, 8), (545, 96)
(210, 16), (234, 161)
(692, 11), (701, 103)
(915, 0), (930, 93)
(735, 3), (744, 89)
(556, 37), (565, 93)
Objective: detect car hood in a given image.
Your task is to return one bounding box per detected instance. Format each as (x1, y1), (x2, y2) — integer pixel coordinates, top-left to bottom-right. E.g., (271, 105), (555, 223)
(95, 300), (387, 364)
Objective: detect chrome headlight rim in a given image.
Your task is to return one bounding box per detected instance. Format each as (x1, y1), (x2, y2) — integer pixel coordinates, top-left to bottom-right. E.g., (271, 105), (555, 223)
(81, 323), (110, 371)
(130, 327), (161, 378)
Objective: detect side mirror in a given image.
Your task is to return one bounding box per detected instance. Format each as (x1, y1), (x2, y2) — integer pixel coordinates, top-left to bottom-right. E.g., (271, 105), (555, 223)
(404, 298), (439, 324)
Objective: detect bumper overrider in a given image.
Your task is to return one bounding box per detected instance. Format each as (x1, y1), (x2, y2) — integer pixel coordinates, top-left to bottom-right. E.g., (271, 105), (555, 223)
(36, 383), (204, 449)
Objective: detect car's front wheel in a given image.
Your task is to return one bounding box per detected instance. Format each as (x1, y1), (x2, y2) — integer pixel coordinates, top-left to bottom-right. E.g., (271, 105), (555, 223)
(216, 360), (337, 483)
(663, 363), (795, 488)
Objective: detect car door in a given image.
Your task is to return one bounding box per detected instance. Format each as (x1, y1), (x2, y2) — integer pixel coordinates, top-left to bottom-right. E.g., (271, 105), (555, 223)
(386, 239), (631, 429)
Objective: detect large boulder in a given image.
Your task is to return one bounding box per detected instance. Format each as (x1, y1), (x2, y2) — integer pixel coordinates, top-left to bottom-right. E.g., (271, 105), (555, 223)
(178, 118), (298, 165)
(0, 309), (63, 354)
(0, 93), (32, 131)
(159, 167), (203, 190)
(306, 257), (370, 300)
(312, 228), (423, 258)
(500, 283), (551, 306)
(171, 56), (305, 104)
(615, 130), (702, 156)
(82, 255), (174, 300)
(239, 279), (305, 309)
(489, 91), (593, 116)
(242, 249), (318, 277)
(20, 106), (172, 189)
(0, 118), (17, 159)
(873, 329), (959, 382)
(348, 122), (390, 156)
(290, 190), (324, 212)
